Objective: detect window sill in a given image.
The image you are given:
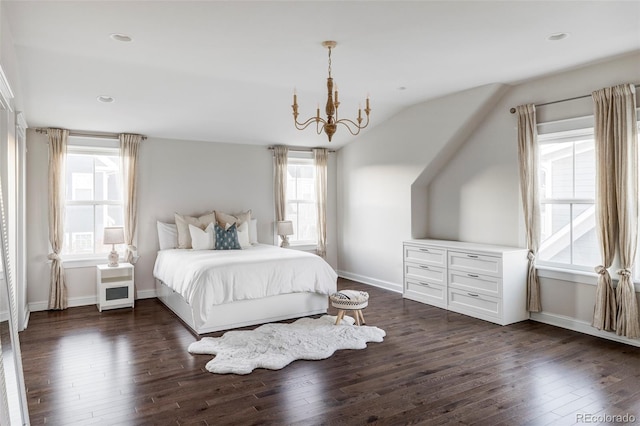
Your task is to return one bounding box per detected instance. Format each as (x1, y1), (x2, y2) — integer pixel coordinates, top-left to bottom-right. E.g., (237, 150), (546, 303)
(51, 255), (138, 269)
(537, 265), (640, 292)
(537, 265), (598, 286)
(286, 244), (317, 252)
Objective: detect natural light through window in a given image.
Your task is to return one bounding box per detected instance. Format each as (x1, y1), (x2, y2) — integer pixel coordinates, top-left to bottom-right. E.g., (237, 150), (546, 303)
(286, 156), (317, 245)
(538, 129), (598, 270)
(63, 144), (124, 257)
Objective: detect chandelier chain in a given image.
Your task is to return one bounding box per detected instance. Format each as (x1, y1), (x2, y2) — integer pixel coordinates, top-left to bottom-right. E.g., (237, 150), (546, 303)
(327, 47), (332, 78)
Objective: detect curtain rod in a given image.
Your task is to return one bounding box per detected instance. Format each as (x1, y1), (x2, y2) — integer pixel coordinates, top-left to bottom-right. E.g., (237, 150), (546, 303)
(35, 128), (147, 140)
(268, 146), (335, 153)
(509, 84), (640, 114)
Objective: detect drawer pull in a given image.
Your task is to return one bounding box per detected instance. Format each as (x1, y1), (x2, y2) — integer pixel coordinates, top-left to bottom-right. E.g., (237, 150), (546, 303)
(419, 282), (431, 287)
(419, 265), (430, 269)
(467, 254), (479, 258)
(467, 293), (479, 297)
(467, 274), (479, 278)
(419, 248), (430, 252)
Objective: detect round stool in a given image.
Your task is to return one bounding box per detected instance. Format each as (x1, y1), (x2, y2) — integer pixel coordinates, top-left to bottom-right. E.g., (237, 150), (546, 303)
(330, 290), (369, 326)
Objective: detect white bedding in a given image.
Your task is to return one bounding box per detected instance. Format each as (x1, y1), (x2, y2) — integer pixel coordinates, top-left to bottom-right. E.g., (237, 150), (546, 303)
(153, 244), (337, 325)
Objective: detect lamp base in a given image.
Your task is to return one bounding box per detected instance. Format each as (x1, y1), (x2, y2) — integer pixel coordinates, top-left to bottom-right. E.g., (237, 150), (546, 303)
(280, 236), (290, 248)
(108, 250), (119, 267)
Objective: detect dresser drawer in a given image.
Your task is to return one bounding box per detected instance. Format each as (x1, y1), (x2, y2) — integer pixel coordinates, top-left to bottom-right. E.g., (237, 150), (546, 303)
(404, 245), (446, 267)
(404, 263), (446, 285)
(449, 271), (501, 298)
(404, 279), (446, 308)
(448, 251), (502, 277)
(448, 288), (501, 320)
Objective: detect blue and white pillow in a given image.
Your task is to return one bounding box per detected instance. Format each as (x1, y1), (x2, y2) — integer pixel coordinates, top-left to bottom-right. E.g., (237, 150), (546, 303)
(214, 223), (242, 250)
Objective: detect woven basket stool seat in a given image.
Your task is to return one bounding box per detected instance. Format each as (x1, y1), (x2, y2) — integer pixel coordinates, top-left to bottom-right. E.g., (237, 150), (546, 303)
(330, 290), (369, 325)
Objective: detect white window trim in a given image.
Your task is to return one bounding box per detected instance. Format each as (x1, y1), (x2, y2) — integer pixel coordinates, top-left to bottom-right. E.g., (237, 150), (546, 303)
(534, 114), (640, 287)
(286, 153), (318, 247)
(63, 140), (123, 260)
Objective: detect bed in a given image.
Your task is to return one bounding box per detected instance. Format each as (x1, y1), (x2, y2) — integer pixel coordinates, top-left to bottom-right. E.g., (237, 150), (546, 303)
(153, 244), (338, 334)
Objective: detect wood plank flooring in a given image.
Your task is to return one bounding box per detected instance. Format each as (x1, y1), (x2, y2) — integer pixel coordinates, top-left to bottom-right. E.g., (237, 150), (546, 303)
(19, 278), (640, 425)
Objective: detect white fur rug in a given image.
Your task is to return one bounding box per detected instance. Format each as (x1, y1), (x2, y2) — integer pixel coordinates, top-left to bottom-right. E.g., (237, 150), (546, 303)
(188, 315), (386, 375)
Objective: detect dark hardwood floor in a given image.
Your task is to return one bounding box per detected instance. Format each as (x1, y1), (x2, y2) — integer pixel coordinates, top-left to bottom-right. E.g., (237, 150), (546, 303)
(19, 278), (640, 425)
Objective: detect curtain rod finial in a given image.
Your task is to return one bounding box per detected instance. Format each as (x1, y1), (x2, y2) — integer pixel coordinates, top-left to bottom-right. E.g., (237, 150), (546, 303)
(510, 107), (516, 114)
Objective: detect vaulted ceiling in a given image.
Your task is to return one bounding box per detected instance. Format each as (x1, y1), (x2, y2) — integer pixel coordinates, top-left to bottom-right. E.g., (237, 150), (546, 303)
(3, 1), (639, 147)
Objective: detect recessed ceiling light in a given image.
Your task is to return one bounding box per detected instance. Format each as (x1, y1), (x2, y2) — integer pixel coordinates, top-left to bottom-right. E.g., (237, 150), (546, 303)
(110, 33), (132, 42)
(547, 32), (569, 41)
(97, 95), (115, 103)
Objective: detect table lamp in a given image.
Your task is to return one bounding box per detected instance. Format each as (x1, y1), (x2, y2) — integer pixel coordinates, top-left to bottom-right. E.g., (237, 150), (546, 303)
(103, 226), (125, 267)
(276, 221), (294, 248)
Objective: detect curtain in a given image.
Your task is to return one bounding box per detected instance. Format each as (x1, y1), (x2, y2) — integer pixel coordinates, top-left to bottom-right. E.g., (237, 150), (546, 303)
(516, 104), (542, 312)
(313, 148), (328, 257)
(120, 134), (142, 264)
(593, 84), (640, 338)
(274, 146), (288, 223)
(591, 88), (620, 332)
(47, 128), (68, 310)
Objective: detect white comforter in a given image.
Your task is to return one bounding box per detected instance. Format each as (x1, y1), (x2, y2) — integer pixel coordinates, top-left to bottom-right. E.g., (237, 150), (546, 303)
(153, 244), (337, 312)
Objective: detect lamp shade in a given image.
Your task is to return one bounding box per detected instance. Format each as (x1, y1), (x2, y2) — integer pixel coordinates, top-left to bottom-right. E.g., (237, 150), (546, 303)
(276, 221), (294, 236)
(103, 226), (125, 245)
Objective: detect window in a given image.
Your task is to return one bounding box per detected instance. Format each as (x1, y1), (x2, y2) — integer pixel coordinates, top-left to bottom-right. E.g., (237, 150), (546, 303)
(62, 142), (124, 257)
(538, 128), (599, 271)
(286, 155), (317, 245)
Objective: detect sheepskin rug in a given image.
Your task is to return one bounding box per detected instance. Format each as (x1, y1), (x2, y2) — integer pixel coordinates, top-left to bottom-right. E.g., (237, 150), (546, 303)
(188, 315), (386, 375)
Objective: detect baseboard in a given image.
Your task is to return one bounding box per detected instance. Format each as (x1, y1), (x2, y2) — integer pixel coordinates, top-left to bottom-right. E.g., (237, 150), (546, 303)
(1, 307), (30, 331)
(530, 311), (640, 347)
(337, 270), (402, 293)
(136, 288), (157, 299)
(29, 288), (158, 313)
(21, 308), (30, 331)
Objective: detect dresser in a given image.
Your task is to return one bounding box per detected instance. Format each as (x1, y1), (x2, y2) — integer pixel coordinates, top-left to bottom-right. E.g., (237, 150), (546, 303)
(403, 239), (529, 325)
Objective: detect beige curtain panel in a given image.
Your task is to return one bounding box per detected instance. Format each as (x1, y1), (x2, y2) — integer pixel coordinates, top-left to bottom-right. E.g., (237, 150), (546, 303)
(516, 104), (542, 312)
(592, 87), (620, 332)
(120, 134), (142, 264)
(313, 148), (328, 258)
(592, 83), (640, 339)
(274, 146), (289, 223)
(47, 128), (69, 310)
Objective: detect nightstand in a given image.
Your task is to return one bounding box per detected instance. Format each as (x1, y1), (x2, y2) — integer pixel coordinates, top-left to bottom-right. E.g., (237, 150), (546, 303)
(96, 263), (134, 312)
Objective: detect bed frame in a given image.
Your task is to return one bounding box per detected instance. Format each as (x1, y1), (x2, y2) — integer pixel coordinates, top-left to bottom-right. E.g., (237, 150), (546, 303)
(155, 279), (330, 335)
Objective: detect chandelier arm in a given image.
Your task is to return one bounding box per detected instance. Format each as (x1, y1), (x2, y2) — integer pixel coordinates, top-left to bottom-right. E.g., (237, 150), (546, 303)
(294, 117), (327, 131)
(335, 117), (371, 135)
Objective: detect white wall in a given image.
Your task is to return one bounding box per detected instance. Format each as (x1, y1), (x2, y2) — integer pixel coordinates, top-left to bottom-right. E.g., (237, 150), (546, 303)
(26, 133), (338, 309)
(338, 51), (640, 345)
(336, 83), (507, 291)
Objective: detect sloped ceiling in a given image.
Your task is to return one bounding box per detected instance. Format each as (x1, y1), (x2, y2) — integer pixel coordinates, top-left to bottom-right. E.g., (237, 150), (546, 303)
(3, 1), (639, 148)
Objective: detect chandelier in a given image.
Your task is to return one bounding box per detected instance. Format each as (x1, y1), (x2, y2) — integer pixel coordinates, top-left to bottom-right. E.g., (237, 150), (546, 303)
(292, 41), (371, 142)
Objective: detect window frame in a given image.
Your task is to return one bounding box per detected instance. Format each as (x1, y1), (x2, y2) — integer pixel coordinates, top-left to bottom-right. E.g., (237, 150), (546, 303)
(61, 139), (124, 263)
(285, 152), (318, 247)
(535, 115), (640, 285)
(537, 127), (597, 273)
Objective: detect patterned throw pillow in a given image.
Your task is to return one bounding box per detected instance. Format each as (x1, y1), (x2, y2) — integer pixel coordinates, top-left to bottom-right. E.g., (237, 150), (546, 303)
(214, 223), (242, 250)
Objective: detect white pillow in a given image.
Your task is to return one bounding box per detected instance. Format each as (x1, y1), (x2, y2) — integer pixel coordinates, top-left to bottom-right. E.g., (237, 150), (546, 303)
(249, 219), (258, 245)
(237, 221), (251, 249)
(175, 212), (216, 249)
(157, 221), (178, 250)
(189, 223), (215, 250)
